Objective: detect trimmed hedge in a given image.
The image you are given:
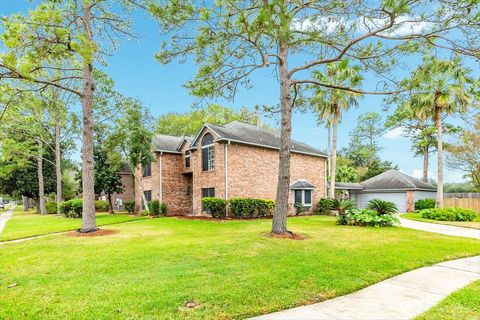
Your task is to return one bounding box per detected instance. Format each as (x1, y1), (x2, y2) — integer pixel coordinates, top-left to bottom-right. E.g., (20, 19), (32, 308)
(202, 197), (228, 218)
(148, 200), (166, 216)
(313, 198), (332, 215)
(59, 199), (83, 218)
(415, 198), (436, 211)
(95, 200), (109, 212)
(229, 198), (275, 218)
(124, 201), (135, 214)
(338, 208), (399, 227)
(45, 201), (58, 215)
(419, 207), (477, 221)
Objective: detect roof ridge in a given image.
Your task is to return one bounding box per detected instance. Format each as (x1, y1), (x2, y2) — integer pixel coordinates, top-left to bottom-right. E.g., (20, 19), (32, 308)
(396, 170), (419, 188)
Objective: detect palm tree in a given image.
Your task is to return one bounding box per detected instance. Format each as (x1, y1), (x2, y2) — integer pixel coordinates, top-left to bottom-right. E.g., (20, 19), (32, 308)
(311, 60), (363, 198)
(407, 57), (473, 208)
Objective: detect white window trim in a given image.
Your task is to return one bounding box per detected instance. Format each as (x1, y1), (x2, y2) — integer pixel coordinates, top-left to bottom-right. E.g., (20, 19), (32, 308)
(202, 143), (215, 171)
(292, 189), (313, 207)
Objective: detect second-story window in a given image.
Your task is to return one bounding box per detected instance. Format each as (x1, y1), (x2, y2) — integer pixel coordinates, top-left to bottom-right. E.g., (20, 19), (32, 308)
(185, 150), (191, 168)
(143, 163), (151, 177)
(201, 133), (215, 171)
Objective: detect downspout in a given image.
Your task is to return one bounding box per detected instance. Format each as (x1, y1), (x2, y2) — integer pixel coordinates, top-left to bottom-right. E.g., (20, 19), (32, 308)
(159, 151), (163, 203)
(325, 156), (329, 198)
(225, 140), (230, 200)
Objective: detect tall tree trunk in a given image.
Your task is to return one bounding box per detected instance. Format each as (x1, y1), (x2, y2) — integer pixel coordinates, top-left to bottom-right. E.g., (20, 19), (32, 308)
(422, 146), (429, 183)
(435, 105), (444, 208)
(272, 41), (292, 234)
(55, 123), (62, 212)
(134, 165), (150, 213)
(22, 195), (28, 211)
(37, 139), (47, 215)
(107, 193), (114, 214)
(328, 108), (339, 198)
(80, 2), (97, 232)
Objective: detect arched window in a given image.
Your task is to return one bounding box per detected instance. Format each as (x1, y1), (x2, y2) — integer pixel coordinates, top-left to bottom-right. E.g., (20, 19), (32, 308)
(202, 133), (215, 171)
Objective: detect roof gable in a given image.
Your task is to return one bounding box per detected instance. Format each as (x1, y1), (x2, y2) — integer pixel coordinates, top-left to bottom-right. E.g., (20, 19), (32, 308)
(152, 134), (184, 153)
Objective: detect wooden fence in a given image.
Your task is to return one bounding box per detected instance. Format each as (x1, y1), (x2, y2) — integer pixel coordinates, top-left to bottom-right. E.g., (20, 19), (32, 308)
(444, 193), (480, 212)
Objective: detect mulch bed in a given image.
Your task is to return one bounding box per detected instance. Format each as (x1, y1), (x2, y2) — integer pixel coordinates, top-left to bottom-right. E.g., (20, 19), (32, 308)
(265, 232), (306, 240)
(65, 229), (119, 237)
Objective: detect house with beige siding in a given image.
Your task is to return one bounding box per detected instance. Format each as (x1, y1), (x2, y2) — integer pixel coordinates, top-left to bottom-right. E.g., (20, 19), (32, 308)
(135, 121), (328, 216)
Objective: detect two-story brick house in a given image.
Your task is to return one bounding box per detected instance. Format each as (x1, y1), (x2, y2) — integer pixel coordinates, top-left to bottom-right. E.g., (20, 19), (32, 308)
(136, 121), (328, 216)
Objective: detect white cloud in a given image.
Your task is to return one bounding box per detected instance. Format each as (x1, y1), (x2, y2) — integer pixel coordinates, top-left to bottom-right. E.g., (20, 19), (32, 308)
(383, 127), (406, 139)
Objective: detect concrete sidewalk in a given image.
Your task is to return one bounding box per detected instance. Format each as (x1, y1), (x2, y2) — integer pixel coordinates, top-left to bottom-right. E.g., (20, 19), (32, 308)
(0, 207), (13, 234)
(399, 216), (480, 240)
(250, 255), (480, 320)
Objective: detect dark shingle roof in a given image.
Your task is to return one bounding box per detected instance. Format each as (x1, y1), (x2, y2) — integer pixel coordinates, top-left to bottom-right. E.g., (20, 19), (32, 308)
(332, 182), (364, 190)
(290, 180), (316, 189)
(360, 170), (436, 191)
(194, 121), (327, 157)
(153, 134), (184, 153)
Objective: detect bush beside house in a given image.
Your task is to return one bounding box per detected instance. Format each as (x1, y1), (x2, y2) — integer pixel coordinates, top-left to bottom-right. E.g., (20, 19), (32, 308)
(415, 198), (436, 211)
(202, 197), (228, 218)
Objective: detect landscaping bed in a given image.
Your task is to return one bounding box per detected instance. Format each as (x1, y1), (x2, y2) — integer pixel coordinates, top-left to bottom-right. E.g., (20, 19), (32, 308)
(0, 216), (479, 319)
(401, 213), (480, 230)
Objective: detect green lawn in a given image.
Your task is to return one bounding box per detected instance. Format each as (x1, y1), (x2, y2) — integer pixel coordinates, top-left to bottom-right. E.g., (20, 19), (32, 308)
(402, 212), (480, 230)
(416, 280), (480, 320)
(1, 216), (479, 319)
(0, 206), (146, 242)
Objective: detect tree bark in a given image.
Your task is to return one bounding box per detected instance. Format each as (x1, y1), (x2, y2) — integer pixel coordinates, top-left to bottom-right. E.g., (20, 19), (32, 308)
(422, 146), (429, 183)
(22, 195), (28, 211)
(80, 2), (97, 232)
(134, 165), (150, 213)
(37, 139), (47, 215)
(107, 193), (114, 214)
(435, 104), (444, 208)
(272, 41), (292, 234)
(328, 108), (339, 198)
(55, 123), (62, 212)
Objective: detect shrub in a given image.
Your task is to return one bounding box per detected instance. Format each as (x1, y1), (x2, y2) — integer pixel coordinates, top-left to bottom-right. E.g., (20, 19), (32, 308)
(59, 199), (83, 218)
(330, 199), (354, 214)
(202, 197), (228, 218)
(160, 202), (167, 216)
(338, 208), (399, 227)
(313, 198), (332, 215)
(420, 207), (477, 221)
(229, 198), (275, 218)
(415, 198), (436, 211)
(294, 202), (308, 215)
(366, 199), (398, 215)
(149, 200), (160, 216)
(95, 200), (109, 212)
(124, 201), (135, 214)
(45, 201), (58, 214)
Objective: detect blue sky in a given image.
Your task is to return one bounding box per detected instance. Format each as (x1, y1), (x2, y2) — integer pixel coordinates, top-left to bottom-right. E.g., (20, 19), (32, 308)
(2, 1), (476, 183)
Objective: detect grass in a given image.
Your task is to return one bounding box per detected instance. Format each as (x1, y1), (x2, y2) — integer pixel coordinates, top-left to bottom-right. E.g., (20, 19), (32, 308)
(402, 212), (480, 230)
(0, 216), (479, 319)
(415, 280), (480, 320)
(0, 206), (146, 242)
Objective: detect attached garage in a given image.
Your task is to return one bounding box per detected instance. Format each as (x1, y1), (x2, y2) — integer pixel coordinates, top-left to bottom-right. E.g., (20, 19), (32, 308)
(337, 170), (437, 213)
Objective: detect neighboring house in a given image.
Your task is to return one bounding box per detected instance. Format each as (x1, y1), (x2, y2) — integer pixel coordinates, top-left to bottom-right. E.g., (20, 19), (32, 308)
(136, 121), (328, 216)
(333, 170), (437, 212)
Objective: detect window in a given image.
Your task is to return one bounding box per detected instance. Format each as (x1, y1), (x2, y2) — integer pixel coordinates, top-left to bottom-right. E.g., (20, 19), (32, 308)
(185, 150), (191, 168)
(142, 163), (151, 177)
(292, 189), (312, 207)
(201, 133), (215, 171)
(144, 190), (152, 202)
(202, 188), (215, 198)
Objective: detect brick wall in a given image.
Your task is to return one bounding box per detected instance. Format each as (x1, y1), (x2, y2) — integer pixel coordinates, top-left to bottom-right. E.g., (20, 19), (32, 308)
(161, 152), (192, 216)
(111, 173), (134, 209)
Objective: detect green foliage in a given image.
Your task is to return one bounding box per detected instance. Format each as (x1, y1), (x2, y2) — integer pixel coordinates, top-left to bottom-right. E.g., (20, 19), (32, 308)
(336, 166), (359, 183)
(294, 202), (309, 215)
(338, 208), (399, 227)
(160, 202), (167, 216)
(95, 200), (109, 212)
(229, 198), (275, 218)
(415, 198), (436, 211)
(201, 197), (227, 218)
(124, 201), (135, 214)
(330, 199), (354, 214)
(360, 159), (398, 181)
(420, 208), (477, 222)
(45, 201), (57, 215)
(148, 200), (160, 216)
(155, 104), (261, 136)
(313, 198), (332, 215)
(444, 183), (477, 193)
(366, 199), (398, 215)
(59, 199), (83, 218)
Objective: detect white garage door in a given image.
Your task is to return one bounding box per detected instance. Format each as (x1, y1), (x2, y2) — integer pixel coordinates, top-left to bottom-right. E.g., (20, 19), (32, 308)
(358, 192), (407, 213)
